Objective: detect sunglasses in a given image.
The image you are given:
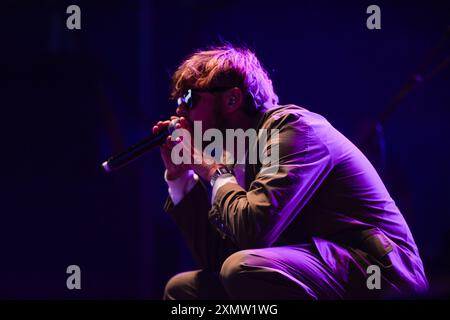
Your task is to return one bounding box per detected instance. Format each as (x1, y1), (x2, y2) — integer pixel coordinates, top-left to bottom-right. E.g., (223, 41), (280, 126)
(176, 87), (234, 110)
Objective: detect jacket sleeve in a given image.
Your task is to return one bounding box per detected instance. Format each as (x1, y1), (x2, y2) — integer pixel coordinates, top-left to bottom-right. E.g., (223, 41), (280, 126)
(164, 179), (238, 270)
(209, 112), (334, 249)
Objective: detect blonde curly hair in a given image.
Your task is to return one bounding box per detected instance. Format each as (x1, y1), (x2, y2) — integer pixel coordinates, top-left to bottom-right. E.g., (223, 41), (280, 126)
(171, 44), (278, 111)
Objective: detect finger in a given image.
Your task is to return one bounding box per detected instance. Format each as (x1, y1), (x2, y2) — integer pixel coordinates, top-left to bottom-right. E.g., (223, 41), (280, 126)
(152, 125), (159, 134)
(165, 135), (173, 148)
(157, 120), (171, 130)
(161, 135), (170, 147)
(180, 117), (190, 128)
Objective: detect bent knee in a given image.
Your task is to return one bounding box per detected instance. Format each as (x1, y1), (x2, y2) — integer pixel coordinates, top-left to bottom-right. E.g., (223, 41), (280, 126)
(164, 271), (198, 300)
(220, 249), (269, 283)
(221, 250), (246, 283)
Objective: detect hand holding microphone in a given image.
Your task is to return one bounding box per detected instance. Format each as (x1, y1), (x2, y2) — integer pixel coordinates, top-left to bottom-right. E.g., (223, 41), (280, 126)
(152, 116), (192, 180)
(101, 116), (190, 173)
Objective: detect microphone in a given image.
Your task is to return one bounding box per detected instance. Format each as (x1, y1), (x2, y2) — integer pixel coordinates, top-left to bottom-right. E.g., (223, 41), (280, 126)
(102, 119), (179, 173)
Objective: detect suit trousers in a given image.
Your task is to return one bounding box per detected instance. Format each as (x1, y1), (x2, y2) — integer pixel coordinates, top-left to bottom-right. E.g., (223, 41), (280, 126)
(163, 242), (391, 300)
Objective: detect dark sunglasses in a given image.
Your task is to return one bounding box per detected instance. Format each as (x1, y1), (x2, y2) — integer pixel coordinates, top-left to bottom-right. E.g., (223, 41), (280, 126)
(176, 86), (234, 110)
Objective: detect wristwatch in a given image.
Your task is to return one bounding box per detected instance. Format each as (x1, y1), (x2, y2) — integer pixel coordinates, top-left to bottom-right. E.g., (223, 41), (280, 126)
(210, 166), (234, 187)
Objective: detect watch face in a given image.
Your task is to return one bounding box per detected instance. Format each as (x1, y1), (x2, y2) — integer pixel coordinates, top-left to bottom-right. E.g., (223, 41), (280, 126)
(211, 167), (233, 186)
(219, 167), (233, 175)
(218, 167), (228, 174)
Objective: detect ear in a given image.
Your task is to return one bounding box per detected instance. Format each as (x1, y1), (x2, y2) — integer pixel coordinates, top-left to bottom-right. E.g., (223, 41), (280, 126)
(222, 87), (243, 114)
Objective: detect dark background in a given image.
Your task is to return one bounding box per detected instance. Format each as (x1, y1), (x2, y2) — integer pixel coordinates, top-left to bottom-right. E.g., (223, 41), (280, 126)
(1, 0), (449, 299)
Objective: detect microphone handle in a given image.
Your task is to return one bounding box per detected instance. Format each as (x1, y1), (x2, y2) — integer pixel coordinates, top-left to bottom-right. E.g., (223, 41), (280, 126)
(102, 119), (178, 172)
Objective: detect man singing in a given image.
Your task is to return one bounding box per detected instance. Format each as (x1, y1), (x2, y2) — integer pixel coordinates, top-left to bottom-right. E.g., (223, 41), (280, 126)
(152, 44), (428, 299)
